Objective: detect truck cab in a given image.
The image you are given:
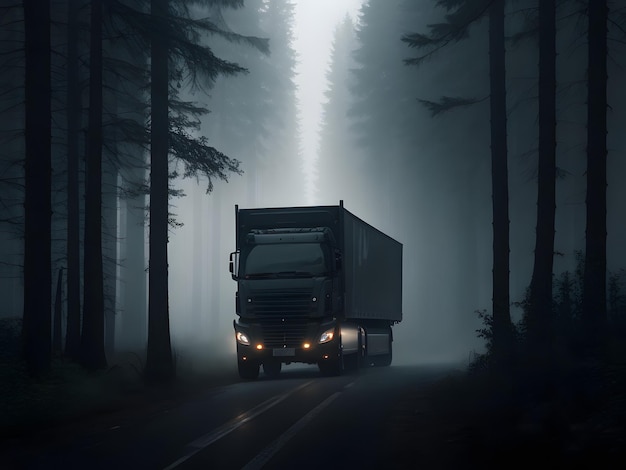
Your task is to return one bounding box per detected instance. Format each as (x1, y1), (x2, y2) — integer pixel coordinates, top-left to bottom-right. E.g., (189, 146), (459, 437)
(230, 228), (347, 379)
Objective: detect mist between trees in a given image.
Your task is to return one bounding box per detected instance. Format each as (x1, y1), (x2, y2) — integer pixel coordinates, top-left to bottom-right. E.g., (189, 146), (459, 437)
(1, 0), (626, 381)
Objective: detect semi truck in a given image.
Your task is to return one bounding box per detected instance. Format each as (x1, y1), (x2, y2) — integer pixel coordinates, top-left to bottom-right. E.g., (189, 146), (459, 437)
(229, 201), (402, 379)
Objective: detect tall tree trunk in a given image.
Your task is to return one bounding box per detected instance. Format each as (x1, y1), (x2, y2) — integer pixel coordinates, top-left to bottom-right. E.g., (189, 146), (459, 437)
(527, 0), (557, 349)
(488, 0), (512, 361)
(22, 0), (52, 377)
(103, 162), (118, 357)
(582, 0), (608, 349)
(65, 0), (82, 361)
(103, 56), (119, 357)
(145, 0), (175, 383)
(81, 0), (107, 370)
(53, 268), (64, 356)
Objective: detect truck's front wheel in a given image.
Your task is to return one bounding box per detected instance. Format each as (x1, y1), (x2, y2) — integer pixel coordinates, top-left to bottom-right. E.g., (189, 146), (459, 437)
(262, 361), (282, 378)
(318, 358), (341, 376)
(238, 360), (260, 380)
(318, 341), (343, 376)
(342, 332), (362, 373)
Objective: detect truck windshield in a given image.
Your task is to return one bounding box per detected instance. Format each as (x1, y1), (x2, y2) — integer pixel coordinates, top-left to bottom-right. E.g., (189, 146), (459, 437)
(243, 243), (328, 278)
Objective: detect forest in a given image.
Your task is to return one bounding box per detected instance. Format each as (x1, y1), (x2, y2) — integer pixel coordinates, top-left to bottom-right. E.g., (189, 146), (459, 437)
(1, 0), (626, 453)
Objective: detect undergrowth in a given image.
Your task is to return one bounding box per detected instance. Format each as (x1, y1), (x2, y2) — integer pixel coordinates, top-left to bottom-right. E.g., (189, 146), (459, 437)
(457, 255), (626, 465)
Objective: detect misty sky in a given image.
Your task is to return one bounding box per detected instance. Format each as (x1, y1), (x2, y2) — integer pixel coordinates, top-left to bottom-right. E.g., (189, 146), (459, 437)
(292, 0), (363, 204)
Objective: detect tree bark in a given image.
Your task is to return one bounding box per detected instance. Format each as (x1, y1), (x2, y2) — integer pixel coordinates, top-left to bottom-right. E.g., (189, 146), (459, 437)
(81, 0), (107, 370)
(527, 0), (557, 349)
(103, 66), (120, 357)
(103, 162), (118, 357)
(53, 268), (64, 356)
(145, 0), (175, 383)
(488, 0), (512, 360)
(582, 0), (608, 349)
(65, 0), (82, 361)
(22, 0), (52, 377)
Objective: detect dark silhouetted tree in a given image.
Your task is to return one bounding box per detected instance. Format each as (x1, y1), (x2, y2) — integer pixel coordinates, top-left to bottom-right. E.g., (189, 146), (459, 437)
(403, 0), (513, 363)
(53, 268), (64, 356)
(81, 0), (107, 371)
(526, 0), (556, 351)
(582, 0), (608, 350)
(487, 0), (512, 362)
(65, 0), (84, 362)
(146, 0), (173, 383)
(142, 0), (267, 383)
(22, 0), (52, 376)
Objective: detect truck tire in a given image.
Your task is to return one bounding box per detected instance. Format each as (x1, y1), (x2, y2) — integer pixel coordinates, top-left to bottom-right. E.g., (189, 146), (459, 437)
(373, 336), (392, 367)
(238, 360), (260, 380)
(318, 342), (343, 376)
(318, 358), (342, 376)
(343, 333), (362, 373)
(262, 361), (282, 378)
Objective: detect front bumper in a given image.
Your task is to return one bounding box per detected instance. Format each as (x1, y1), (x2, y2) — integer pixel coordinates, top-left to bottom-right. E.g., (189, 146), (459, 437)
(234, 319), (339, 365)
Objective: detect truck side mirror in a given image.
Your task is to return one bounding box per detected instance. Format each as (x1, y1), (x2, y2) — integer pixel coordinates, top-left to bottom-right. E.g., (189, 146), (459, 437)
(229, 251), (239, 280)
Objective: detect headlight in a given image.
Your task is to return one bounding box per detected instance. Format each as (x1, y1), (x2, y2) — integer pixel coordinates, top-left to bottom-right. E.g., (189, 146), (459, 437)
(236, 331), (250, 345)
(318, 328), (335, 344)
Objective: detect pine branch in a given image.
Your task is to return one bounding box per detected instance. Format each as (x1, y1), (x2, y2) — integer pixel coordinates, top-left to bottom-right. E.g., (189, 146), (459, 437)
(185, 16), (269, 54)
(418, 95), (487, 116)
(168, 120), (242, 194)
(436, 0), (467, 11)
(403, 0), (493, 66)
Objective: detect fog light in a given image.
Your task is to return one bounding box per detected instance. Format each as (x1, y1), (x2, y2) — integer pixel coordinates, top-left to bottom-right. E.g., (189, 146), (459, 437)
(256, 344), (263, 350)
(303, 343), (311, 349)
(323, 354), (329, 359)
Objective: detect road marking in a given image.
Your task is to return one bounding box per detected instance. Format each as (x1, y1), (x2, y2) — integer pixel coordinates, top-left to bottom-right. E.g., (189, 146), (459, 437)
(162, 381), (313, 470)
(241, 391), (341, 470)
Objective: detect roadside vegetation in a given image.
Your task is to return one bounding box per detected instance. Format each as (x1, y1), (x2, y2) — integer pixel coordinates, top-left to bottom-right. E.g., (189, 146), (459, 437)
(0, 319), (237, 438)
(389, 262), (626, 467)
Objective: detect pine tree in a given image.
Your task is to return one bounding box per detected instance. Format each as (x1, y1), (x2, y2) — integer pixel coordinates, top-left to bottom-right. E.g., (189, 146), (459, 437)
(22, 0), (53, 376)
(142, 0), (268, 383)
(81, 0), (107, 371)
(64, 0), (84, 362)
(526, 0), (556, 351)
(582, 0), (608, 351)
(403, 0), (514, 363)
(317, 15), (358, 204)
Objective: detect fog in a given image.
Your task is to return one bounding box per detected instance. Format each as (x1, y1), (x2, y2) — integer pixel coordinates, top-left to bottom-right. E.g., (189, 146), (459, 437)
(74, 0), (626, 370)
(157, 0), (626, 372)
(2, 0), (626, 376)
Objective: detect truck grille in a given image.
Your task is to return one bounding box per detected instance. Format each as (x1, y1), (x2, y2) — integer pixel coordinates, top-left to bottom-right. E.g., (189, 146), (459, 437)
(248, 289), (311, 316)
(260, 318), (309, 348)
(249, 289), (312, 348)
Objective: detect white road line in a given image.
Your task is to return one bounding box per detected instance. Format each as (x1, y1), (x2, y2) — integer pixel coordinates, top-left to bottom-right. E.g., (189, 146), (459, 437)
(241, 391), (342, 470)
(162, 381), (313, 470)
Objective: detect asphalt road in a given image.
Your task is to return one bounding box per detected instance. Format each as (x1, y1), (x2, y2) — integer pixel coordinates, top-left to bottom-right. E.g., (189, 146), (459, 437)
(4, 363), (452, 470)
